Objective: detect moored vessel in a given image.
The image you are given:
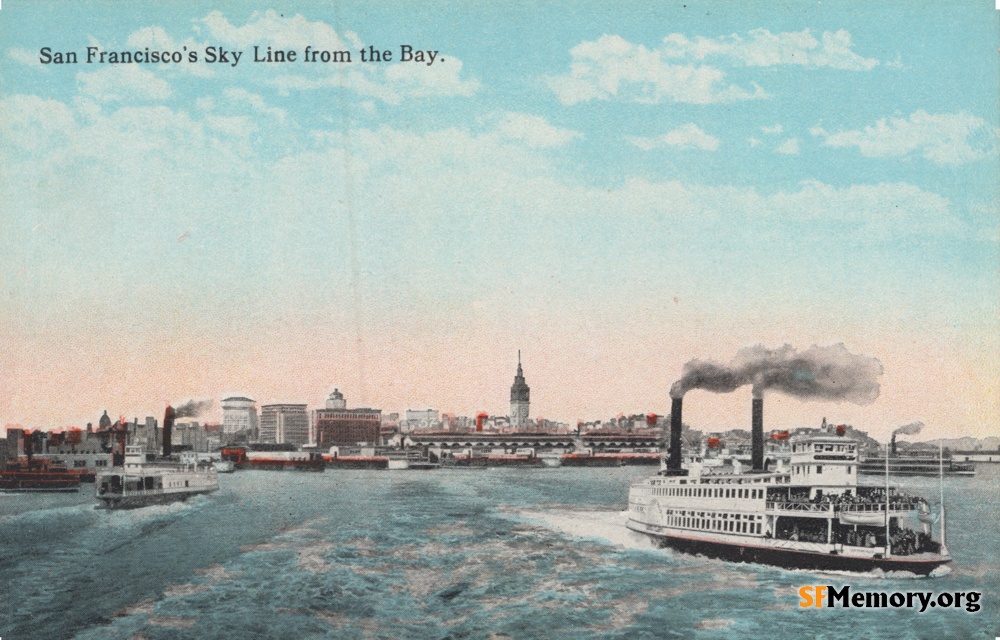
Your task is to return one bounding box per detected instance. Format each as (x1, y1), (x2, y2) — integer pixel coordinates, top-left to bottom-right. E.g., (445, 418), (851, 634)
(248, 450), (326, 471)
(1, 457), (82, 492)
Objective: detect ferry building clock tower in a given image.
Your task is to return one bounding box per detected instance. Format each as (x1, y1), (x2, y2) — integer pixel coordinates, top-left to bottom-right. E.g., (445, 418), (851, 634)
(510, 351), (531, 430)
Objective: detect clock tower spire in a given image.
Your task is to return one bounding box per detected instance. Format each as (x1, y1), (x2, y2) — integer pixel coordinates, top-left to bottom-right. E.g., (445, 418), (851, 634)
(510, 351), (531, 430)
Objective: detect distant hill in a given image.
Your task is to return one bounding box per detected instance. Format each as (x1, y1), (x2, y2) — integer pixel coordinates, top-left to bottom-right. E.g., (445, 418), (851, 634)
(914, 436), (1000, 452)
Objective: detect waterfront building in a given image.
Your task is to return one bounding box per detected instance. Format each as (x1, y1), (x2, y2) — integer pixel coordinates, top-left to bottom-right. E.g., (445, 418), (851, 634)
(222, 397), (259, 437)
(405, 408), (440, 431)
(509, 351), (530, 430)
(260, 404), (310, 446)
(312, 390), (381, 447)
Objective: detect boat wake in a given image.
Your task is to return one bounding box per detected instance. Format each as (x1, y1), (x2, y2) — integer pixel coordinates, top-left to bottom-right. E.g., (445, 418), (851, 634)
(508, 506), (659, 551)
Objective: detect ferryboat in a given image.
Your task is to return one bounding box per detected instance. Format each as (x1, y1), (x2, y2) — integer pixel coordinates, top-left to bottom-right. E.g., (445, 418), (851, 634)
(858, 455), (975, 478)
(96, 446), (219, 509)
(562, 451), (661, 467)
(248, 450), (326, 471)
(1, 457), (82, 492)
(627, 404), (950, 576)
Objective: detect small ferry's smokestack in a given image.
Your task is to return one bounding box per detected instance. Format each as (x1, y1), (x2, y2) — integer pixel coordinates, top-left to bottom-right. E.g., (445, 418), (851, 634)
(752, 398), (764, 472)
(666, 397), (684, 474)
(890, 433), (897, 456)
(163, 405), (175, 458)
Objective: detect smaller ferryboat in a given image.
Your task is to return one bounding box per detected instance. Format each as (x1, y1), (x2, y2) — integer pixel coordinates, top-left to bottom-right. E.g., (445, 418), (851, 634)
(96, 446), (218, 509)
(1, 457), (82, 492)
(213, 460), (236, 473)
(858, 455), (975, 478)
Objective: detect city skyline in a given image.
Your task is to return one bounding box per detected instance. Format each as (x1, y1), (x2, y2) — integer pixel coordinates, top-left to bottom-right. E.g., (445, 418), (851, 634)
(1, 1), (997, 442)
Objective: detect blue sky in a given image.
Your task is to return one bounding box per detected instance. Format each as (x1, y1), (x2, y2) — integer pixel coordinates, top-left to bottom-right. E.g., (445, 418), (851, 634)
(1, 1), (997, 436)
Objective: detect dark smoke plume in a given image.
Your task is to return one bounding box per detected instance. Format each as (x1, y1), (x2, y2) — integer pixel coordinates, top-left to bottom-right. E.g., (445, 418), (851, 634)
(670, 343), (883, 405)
(173, 398), (214, 419)
(891, 421), (924, 438)
(669, 359), (744, 398)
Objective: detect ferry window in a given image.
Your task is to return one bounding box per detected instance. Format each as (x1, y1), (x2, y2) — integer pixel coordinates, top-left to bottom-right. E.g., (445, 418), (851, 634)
(814, 444), (822, 452)
(816, 465), (823, 474)
(847, 466), (852, 474)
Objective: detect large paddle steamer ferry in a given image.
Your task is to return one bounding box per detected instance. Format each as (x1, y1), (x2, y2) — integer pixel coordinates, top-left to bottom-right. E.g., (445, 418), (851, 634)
(626, 398), (950, 576)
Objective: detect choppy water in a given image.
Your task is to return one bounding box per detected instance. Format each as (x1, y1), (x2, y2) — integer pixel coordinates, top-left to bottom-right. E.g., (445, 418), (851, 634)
(0, 465), (997, 639)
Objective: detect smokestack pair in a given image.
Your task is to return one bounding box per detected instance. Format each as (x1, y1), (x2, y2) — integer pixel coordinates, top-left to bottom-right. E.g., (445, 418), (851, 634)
(665, 397), (764, 474)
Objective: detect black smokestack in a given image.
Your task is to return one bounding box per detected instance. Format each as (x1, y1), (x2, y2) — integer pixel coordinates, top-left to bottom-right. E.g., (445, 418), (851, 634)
(666, 397), (685, 474)
(752, 398), (764, 472)
(889, 422), (922, 457)
(23, 430), (34, 468)
(163, 405), (176, 458)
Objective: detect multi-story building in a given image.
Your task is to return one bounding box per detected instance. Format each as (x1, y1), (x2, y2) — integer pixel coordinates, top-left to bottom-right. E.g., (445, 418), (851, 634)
(222, 396), (259, 437)
(260, 404), (310, 446)
(312, 390), (381, 448)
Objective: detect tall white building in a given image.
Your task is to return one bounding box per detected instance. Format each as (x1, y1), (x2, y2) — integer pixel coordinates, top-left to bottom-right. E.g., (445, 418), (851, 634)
(222, 396), (259, 437)
(260, 404), (310, 446)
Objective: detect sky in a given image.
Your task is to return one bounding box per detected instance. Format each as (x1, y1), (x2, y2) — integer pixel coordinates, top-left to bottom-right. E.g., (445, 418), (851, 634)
(1, 1), (998, 441)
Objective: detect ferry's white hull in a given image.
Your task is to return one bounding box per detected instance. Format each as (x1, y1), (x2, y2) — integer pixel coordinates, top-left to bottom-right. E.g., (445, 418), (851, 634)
(96, 484), (217, 509)
(626, 517), (950, 575)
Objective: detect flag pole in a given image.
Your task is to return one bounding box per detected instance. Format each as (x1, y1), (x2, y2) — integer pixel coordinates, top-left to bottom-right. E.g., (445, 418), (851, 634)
(939, 440), (948, 556)
(884, 439), (891, 558)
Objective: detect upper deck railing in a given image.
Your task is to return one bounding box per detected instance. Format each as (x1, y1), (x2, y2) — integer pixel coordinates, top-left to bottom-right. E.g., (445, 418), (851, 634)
(765, 500), (922, 514)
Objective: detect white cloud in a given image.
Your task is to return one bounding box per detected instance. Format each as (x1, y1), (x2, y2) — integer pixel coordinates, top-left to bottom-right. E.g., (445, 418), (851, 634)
(76, 66), (172, 103)
(8, 47), (44, 67)
(222, 88), (286, 123)
(811, 111), (999, 165)
(761, 124), (783, 135)
(1, 94), (981, 252)
(775, 138), (800, 155)
(0, 95), (76, 153)
(613, 178), (965, 240)
(747, 137), (761, 148)
(549, 28), (877, 105)
(494, 113), (581, 148)
(548, 35), (765, 105)
(629, 124), (719, 151)
(661, 28), (879, 71)
(197, 9), (361, 52)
